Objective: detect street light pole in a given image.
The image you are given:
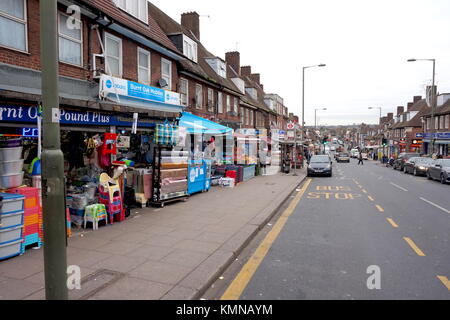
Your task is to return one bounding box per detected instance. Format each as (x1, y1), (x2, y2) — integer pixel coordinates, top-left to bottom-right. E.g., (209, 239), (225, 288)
(40, 0), (68, 300)
(368, 107), (382, 125)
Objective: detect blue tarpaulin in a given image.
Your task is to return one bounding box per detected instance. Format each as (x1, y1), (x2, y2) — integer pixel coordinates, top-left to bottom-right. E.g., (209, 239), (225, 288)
(178, 112), (233, 135)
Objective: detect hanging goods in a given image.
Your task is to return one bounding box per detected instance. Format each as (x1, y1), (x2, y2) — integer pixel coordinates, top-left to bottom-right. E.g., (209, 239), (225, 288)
(154, 124), (179, 146)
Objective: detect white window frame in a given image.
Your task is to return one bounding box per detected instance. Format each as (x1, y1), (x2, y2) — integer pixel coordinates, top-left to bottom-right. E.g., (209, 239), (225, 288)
(195, 84), (203, 109)
(207, 88), (214, 110)
(58, 12), (83, 67)
(0, 0), (28, 53)
(161, 57), (172, 90)
(218, 92), (223, 113)
(445, 114), (450, 129)
(234, 97), (238, 113)
(226, 95), (231, 112)
(137, 47), (151, 85)
(113, 0), (148, 24)
(179, 78), (189, 107)
(182, 35), (198, 63)
(104, 32), (122, 77)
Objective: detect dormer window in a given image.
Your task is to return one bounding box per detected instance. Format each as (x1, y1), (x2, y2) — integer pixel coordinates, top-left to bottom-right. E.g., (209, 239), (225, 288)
(205, 58), (226, 78)
(113, 0), (148, 24)
(183, 35), (197, 63)
(246, 87), (257, 100)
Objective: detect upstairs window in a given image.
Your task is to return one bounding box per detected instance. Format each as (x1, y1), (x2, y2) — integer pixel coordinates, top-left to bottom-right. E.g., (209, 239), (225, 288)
(205, 58), (226, 78)
(218, 92), (223, 113)
(183, 35), (198, 63)
(114, 0), (148, 24)
(195, 84), (203, 109)
(0, 0), (27, 52)
(445, 115), (449, 129)
(234, 97), (238, 113)
(137, 47), (151, 85)
(161, 58), (172, 90)
(104, 32), (122, 77)
(58, 12), (83, 66)
(179, 78), (188, 107)
(226, 95), (231, 112)
(207, 88), (214, 110)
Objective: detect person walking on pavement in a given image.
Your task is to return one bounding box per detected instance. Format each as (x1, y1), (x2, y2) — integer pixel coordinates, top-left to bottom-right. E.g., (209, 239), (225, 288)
(358, 151), (364, 165)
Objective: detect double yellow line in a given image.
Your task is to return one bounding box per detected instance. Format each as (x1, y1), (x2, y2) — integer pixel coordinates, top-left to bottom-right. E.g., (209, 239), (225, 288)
(221, 179), (312, 300)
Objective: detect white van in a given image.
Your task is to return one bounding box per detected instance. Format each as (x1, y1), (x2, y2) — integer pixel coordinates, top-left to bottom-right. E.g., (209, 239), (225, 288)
(351, 149), (359, 158)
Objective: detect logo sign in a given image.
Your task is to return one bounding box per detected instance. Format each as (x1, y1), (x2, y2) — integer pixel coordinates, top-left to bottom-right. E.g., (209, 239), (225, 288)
(101, 75), (180, 106)
(190, 168), (197, 183)
(287, 122), (295, 130)
(415, 133), (424, 138)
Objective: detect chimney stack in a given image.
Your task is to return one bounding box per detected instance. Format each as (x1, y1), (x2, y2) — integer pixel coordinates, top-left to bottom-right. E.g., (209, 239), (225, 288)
(240, 66), (252, 77)
(407, 102), (414, 111)
(397, 106), (404, 116)
(225, 51), (240, 75)
(181, 12), (200, 41)
(387, 113), (394, 120)
(413, 96), (422, 103)
(250, 73), (260, 84)
(260, 84), (264, 91)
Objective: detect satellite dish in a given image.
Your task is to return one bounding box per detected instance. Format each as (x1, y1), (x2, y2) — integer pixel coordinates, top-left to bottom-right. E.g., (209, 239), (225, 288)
(158, 78), (168, 88)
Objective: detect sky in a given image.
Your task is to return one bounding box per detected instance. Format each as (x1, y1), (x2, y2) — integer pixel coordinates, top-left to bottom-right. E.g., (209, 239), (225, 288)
(150, 0), (450, 126)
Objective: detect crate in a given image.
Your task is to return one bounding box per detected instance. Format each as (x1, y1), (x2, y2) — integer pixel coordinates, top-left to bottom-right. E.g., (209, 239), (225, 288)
(0, 211), (23, 229)
(0, 238), (23, 260)
(0, 193), (24, 214)
(7, 187), (40, 210)
(0, 225), (23, 244)
(24, 224), (39, 236)
(24, 213), (39, 227)
(21, 233), (41, 253)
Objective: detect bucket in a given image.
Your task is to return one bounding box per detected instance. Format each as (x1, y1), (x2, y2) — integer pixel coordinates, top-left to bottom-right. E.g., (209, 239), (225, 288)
(0, 159), (24, 175)
(0, 147), (23, 161)
(0, 172), (24, 189)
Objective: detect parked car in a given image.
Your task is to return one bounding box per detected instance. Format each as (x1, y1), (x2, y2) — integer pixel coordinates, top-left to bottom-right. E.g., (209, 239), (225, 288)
(336, 153), (350, 163)
(403, 157), (433, 176)
(330, 146), (336, 152)
(393, 153), (420, 171)
(334, 152), (340, 160)
(361, 152), (368, 160)
(427, 159), (450, 184)
(307, 155), (333, 177)
(350, 149), (359, 158)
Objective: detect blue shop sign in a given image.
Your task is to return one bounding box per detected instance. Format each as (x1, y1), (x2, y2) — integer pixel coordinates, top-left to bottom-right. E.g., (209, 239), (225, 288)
(0, 105), (154, 127)
(423, 132), (450, 140)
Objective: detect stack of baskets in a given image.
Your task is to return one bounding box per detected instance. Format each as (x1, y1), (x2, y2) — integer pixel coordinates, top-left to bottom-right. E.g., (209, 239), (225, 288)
(7, 187), (42, 253)
(0, 192), (25, 260)
(0, 139), (24, 190)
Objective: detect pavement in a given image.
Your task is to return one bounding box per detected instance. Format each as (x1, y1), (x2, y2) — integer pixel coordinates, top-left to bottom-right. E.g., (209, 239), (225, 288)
(0, 169), (306, 300)
(237, 159), (450, 299)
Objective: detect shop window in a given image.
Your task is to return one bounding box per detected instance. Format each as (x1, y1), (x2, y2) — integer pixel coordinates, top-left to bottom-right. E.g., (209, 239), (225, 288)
(113, 0), (148, 24)
(179, 78), (188, 106)
(58, 12), (83, 67)
(218, 92), (223, 113)
(195, 84), (203, 109)
(104, 32), (122, 77)
(161, 58), (172, 90)
(0, 0), (27, 52)
(137, 47), (151, 85)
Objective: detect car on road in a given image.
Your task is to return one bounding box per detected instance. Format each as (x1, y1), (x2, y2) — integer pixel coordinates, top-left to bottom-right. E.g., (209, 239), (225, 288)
(403, 157), (433, 176)
(307, 155), (333, 177)
(334, 152), (340, 160)
(336, 153), (350, 163)
(361, 152), (368, 160)
(350, 149), (359, 158)
(330, 146), (336, 152)
(427, 159), (450, 184)
(393, 153), (420, 171)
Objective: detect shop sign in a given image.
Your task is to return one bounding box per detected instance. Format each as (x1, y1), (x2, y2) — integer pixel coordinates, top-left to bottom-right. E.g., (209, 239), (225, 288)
(0, 105), (154, 127)
(423, 132), (450, 140)
(100, 75), (180, 106)
(415, 133), (424, 138)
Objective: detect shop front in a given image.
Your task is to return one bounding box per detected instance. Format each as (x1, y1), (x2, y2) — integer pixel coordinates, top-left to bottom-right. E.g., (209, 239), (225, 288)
(423, 132), (450, 157)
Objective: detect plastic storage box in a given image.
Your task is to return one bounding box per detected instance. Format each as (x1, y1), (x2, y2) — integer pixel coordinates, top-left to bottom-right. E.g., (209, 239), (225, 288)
(0, 211), (24, 229)
(0, 192), (25, 213)
(0, 239), (23, 260)
(0, 225), (23, 244)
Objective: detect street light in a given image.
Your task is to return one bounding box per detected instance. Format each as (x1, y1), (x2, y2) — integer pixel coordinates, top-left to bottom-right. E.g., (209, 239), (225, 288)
(315, 108), (327, 130)
(407, 58), (436, 155)
(294, 63), (326, 176)
(368, 107), (382, 125)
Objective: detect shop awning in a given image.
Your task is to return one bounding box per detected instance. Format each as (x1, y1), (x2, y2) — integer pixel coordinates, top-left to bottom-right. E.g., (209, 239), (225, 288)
(435, 140), (450, 145)
(178, 112), (233, 135)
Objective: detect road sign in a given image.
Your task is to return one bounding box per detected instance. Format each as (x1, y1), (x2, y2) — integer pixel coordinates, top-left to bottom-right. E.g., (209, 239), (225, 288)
(287, 122), (295, 130)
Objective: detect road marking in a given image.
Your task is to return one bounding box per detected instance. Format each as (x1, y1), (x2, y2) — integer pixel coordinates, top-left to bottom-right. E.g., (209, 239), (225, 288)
(389, 182), (408, 192)
(368, 196), (375, 202)
(221, 179), (312, 300)
(420, 197), (450, 214)
(437, 276), (450, 291)
(376, 205), (385, 212)
(403, 237), (426, 257)
(386, 218), (399, 228)
(362, 189), (368, 194)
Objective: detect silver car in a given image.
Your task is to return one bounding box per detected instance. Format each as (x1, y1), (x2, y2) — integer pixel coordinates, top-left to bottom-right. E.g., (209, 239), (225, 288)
(427, 159), (450, 184)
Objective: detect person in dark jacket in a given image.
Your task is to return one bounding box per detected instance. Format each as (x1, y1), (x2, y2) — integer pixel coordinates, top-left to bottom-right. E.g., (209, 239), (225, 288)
(358, 152), (364, 165)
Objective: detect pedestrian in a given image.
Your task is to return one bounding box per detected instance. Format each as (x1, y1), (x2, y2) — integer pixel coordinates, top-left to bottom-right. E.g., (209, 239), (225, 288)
(358, 152), (364, 165)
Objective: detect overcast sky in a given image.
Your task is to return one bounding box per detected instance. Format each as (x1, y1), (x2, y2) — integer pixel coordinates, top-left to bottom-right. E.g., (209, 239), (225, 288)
(151, 0), (450, 126)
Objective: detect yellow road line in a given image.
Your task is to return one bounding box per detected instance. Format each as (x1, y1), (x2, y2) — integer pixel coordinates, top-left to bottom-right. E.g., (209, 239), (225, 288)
(403, 237), (426, 257)
(221, 179), (312, 300)
(376, 205), (385, 212)
(368, 196), (375, 202)
(437, 276), (450, 291)
(386, 218), (399, 228)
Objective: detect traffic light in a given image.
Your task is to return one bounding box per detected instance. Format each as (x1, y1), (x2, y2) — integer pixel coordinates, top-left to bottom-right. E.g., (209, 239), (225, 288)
(322, 136), (329, 144)
(382, 138), (388, 146)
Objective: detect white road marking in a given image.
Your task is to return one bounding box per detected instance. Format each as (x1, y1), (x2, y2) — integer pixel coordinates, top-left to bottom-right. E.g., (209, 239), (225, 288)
(389, 182), (408, 192)
(420, 197), (450, 214)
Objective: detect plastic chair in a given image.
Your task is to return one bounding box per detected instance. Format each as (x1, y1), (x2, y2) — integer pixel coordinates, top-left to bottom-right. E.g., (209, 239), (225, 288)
(84, 204), (107, 230)
(99, 173), (124, 224)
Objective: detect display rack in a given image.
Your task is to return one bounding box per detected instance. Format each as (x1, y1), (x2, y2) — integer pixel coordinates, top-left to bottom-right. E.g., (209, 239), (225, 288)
(150, 145), (189, 208)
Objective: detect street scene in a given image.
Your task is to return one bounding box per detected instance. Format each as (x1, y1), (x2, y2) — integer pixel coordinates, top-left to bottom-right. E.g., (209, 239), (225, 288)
(0, 0), (449, 304)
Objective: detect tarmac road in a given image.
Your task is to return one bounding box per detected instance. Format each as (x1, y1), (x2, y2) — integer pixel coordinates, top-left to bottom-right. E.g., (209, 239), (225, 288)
(222, 158), (450, 300)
